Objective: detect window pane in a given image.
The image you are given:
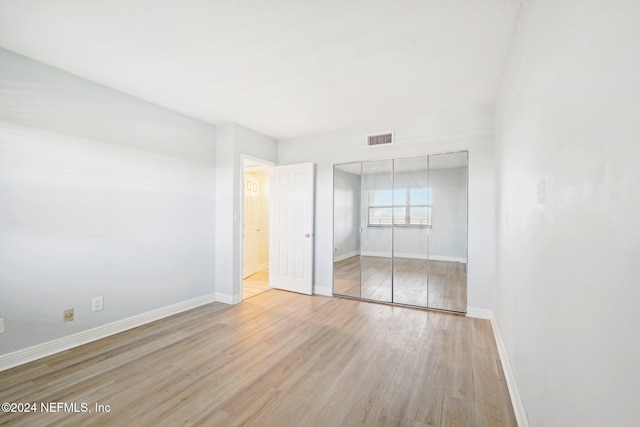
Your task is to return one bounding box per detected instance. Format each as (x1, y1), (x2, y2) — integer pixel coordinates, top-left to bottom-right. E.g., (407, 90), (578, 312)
(393, 207), (406, 225)
(369, 189), (393, 206)
(393, 189), (407, 205)
(409, 206), (431, 225)
(410, 188), (431, 205)
(369, 207), (393, 225)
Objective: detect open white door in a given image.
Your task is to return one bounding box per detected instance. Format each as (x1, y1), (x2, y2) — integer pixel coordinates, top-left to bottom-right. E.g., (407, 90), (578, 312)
(270, 163), (314, 295)
(243, 174), (260, 278)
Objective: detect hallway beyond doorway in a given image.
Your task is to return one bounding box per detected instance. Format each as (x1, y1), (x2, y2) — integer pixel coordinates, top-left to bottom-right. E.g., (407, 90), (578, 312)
(243, 268), (270, 299)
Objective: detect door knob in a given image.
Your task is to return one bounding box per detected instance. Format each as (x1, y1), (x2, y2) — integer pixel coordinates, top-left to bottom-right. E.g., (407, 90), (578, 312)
(305, 233), (313, 237)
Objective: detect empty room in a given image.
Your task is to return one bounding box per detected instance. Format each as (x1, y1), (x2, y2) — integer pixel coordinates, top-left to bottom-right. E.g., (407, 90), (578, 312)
(1, 1), (639, 426)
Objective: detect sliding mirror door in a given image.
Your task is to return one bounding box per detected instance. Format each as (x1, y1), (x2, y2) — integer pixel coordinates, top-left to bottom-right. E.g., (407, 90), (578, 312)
(427, 152), (468, 312)
(360, 159), (393, 303)
(392, 156), (429, 307)
(332, 152), (467, 313)
(333, 162), (362, 298)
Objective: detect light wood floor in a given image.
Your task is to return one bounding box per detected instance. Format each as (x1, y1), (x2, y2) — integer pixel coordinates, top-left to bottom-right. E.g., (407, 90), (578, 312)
(0, 291), (515, 426)
(334, 256), (467, 312)
(243, 268), (270, 299)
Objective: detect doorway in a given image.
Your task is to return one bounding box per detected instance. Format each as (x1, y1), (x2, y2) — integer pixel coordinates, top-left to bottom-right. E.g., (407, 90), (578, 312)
(242, 158), (272, 299)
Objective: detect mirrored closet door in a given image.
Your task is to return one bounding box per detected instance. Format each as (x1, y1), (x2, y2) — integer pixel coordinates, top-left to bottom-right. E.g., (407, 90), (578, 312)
(392, 155), (430, 307)
(360, 159), (393, 303)
(332, 152), (468, 313)
(333, 162), (362, 298)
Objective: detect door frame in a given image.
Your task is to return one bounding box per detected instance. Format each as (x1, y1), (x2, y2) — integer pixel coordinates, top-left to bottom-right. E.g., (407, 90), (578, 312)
(240, 154), (276, 300)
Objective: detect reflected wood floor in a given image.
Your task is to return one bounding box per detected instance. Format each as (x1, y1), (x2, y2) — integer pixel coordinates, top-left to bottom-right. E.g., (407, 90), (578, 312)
(334, 256), (467, 312)
(0, 291), (515, 426)
(243, 268), (270, 299)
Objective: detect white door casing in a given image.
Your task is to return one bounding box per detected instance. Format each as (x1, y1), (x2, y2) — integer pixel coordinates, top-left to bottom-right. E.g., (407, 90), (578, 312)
(243, 174), (260, 279)
(270, 163), (315, 295)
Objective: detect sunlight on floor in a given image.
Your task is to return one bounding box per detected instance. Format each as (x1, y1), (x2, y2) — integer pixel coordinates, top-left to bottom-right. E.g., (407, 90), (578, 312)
(243, 268), (270, 299)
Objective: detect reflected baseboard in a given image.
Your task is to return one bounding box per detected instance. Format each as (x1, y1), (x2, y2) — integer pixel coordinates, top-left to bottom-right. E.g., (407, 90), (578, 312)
(334, 251), (467, 264)
(359, 251), (466, 263)
(334, 250), (361, 262)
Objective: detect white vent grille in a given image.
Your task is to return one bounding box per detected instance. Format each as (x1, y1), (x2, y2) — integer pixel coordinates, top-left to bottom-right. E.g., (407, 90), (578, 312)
(367, 132), (393, 147)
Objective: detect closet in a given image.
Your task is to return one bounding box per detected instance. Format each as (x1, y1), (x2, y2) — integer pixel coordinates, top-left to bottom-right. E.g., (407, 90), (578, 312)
(332, 152), (468, 313)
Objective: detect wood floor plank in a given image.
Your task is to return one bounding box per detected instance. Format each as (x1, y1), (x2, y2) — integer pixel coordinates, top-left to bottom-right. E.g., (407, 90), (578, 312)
(0, 290), (515, 426)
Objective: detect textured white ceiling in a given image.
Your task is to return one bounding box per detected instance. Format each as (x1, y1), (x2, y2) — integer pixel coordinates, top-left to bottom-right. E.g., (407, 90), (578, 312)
(0, 0), (520, 140)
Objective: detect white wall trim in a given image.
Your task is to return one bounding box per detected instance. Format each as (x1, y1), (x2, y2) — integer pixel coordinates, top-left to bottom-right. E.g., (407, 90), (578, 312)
(466, 306), (494, 319)
(333, 250), (360, 262)
(313, 285), (333, 296)
(427, 255), (467, 263)
(216, 292), (243, 305)
(360, 250), (466, 263)
(490, 315), (530, 427)
(257, 262), (269, 270)
(465, 308), (529, 425)
(0, 293), (216, 372)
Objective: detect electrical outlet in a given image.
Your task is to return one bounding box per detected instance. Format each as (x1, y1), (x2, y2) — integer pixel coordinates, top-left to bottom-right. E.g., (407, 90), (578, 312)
(63, 308), (74, 322)
(92, 296), (104, 312)
(0, 318), (5, 334)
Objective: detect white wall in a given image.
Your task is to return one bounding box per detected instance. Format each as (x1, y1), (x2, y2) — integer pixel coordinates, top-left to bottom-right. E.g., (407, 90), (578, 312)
(0, 48), (216, 355)
(495, 1), (640, 425)
(278, 108), (495, 307)
(215, 123), (277, 303)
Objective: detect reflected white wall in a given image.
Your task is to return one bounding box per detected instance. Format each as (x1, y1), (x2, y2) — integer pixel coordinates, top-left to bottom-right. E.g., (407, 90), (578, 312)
(333, 168), (361, 260)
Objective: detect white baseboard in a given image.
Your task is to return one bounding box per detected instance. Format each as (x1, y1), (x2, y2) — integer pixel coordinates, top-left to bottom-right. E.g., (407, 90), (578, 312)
(333, 250), (360, 262)
(0, 293), (216, 372)
(313, 286), (333, 296)
(466, 308), (529, 425)
(490, 315), (530, 427)
(466, 306), (494, 319)
(216, 292), (243, 305)
(258, 262), (269, 270)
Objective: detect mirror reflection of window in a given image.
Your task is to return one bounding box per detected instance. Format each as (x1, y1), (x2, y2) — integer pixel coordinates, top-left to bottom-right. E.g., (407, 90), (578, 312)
(367, 188), (432, 226)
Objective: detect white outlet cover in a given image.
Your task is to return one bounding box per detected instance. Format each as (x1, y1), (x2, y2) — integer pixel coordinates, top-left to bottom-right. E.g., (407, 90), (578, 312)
(92, 296), (104, 312)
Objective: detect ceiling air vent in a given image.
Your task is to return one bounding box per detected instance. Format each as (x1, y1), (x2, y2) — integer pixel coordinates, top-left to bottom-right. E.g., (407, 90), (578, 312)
(367, 131), (393, 147)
